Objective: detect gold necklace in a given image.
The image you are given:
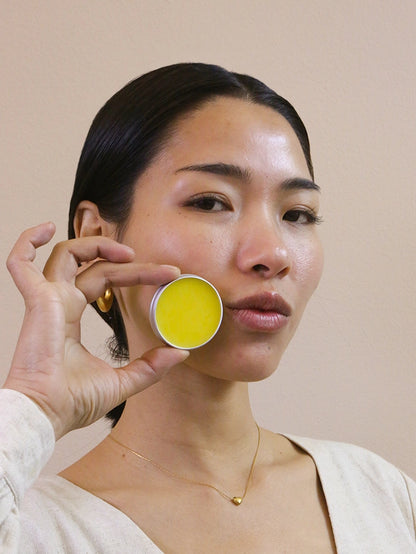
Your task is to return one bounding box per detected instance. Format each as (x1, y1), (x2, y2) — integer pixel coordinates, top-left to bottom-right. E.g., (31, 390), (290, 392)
(109, 423), (261, 506)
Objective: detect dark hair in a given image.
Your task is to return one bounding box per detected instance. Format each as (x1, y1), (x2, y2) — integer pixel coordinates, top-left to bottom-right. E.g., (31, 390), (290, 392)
(68, 62), (314, 425)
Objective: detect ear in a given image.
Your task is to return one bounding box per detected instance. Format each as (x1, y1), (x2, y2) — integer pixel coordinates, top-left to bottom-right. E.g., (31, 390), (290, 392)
(73, 200), (116, 239)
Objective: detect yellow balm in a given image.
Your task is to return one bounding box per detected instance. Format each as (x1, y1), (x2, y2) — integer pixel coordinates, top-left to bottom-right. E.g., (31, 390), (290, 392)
(149, 275), (223, 349)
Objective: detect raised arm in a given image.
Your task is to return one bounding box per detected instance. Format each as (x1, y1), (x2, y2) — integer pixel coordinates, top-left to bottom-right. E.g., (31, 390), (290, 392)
(0, 223), (188, 549)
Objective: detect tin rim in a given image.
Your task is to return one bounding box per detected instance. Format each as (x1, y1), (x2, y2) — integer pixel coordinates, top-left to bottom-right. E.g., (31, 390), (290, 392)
(149, 274), (223, 349)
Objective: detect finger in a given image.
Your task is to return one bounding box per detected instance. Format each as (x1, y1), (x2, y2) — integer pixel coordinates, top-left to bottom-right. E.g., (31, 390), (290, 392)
(43, 236), (136, 282)
(75, 261), (181, 303)
(115, 347), (190, 400)
(6, 222), (56, 295)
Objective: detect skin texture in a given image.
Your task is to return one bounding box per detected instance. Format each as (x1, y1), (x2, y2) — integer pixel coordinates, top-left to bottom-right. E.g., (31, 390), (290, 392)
(7, 97), (334, 552)
(114, 97), (323, 382)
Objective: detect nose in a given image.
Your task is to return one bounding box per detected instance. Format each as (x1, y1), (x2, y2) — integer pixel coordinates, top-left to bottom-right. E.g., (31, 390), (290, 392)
(236, 216), (291, 279)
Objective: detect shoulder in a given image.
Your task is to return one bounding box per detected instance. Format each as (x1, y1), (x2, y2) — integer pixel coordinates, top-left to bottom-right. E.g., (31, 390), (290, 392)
(21, 474), (97, 532)
(282, 434), (416, 549)
(20, 475), (158, 552)
(283, 433), (413, 486)
(283, 434), (401, 471)
(283, 433), (416, 517)
(25, 474), (90, 506)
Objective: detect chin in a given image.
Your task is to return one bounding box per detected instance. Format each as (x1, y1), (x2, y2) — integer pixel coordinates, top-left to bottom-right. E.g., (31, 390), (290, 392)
(186, 337), (285, 383)
(230, 352), (283, 382)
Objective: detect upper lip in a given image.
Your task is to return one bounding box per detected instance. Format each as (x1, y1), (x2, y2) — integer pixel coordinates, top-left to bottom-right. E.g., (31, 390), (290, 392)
(226, 292), (292, 317)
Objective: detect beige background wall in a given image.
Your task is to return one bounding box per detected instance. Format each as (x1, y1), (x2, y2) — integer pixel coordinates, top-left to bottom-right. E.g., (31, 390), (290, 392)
(1, 1), (415, 478)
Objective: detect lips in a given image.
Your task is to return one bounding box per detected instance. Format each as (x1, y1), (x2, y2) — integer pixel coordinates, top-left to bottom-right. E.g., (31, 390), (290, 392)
(226, 292), (292, 332)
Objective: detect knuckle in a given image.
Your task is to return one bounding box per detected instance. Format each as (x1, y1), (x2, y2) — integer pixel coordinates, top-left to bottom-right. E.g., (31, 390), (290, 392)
(51, 241), (68, 255)
(6, 253), (19, 274)
(50, 241), (77, 264)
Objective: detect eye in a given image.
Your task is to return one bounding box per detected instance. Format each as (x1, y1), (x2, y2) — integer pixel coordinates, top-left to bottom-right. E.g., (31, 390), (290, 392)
(283, 209), (322, 225)
(184, 194), (232, 212)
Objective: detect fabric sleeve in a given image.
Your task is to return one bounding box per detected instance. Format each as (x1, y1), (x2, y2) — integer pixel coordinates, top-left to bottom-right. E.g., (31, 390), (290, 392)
(0, 389), (55, 551)
(401, 471), (416, 540)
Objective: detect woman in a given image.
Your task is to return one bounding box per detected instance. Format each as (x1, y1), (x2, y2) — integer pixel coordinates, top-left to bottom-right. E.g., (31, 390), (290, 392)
(1, 63), (415, 553)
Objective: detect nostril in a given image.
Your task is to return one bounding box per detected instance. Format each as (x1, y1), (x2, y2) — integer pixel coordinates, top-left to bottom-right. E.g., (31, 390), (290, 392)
(253, 263), (269, 272)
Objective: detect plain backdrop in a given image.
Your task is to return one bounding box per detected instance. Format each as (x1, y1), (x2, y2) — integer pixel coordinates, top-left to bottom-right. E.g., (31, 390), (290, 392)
(1, 1), (415, 478)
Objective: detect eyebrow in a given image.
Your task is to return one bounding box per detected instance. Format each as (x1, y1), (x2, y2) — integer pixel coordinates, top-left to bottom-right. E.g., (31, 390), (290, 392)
(281, 177), (321, 193)
(175, 163), (251, 182)
(175, 163), (320, 193)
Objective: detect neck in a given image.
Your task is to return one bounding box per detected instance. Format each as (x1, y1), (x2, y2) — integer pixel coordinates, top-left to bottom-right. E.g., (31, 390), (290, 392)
(112, 361), (257, 473)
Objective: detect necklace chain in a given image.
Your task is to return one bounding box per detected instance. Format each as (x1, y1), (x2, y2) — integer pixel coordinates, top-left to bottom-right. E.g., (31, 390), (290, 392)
(109, 423), (261, 506)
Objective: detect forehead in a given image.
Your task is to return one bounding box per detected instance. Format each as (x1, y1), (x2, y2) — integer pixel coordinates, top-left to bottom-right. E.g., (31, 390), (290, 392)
(156, 96), (311, 178)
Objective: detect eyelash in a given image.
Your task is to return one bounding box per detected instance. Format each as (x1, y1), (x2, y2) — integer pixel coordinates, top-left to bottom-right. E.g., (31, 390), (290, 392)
(283, 209), (323, 225)
(183, 194), (231, 212)
(184, 194), (323, 225)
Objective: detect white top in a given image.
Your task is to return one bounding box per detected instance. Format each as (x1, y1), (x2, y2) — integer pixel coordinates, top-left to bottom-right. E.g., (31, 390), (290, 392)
(0, 389), (415, 553)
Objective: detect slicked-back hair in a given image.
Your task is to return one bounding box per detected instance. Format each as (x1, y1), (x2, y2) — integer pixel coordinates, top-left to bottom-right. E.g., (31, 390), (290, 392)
(68, 62), (314, 425)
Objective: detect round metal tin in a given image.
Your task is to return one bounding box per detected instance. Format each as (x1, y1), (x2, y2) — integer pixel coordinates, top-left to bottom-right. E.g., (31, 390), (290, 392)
(149, 274), (223, 349)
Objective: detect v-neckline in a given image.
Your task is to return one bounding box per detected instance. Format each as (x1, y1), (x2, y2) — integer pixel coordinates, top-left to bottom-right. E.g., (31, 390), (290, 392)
(280, 433), (339, 552)
(53, 433), (339, 553)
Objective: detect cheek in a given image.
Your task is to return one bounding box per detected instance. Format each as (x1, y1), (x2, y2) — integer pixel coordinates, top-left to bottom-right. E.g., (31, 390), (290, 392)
(121, 223), (232, 341)
(290, 236), (324, 295)
(131, 219), (231, 274)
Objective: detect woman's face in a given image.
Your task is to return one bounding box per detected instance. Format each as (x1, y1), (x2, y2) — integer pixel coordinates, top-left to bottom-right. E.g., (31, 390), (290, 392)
(117, 97), (323, 382)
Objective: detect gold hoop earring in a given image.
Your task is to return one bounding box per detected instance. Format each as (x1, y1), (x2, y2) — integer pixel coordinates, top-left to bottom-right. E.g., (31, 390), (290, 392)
(96, 288), (114, 313)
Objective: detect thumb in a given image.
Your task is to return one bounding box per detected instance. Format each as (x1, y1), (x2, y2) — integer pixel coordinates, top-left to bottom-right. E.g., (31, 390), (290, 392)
(116, 347), (190, 400)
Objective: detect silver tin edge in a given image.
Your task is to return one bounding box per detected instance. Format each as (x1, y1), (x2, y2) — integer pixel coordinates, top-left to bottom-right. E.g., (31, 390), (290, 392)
(149, 274), (223, 349)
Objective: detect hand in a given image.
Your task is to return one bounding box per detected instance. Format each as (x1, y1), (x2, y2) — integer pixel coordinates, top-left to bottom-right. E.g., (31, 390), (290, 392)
(4, 222), (189, 439)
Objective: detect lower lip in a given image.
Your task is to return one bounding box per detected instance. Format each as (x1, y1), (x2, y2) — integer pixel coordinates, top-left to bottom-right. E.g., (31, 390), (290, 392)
(228, 308), (289, 332)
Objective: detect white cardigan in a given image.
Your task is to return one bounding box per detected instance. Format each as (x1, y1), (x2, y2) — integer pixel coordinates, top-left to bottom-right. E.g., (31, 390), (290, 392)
(0, 389), (415, 553)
